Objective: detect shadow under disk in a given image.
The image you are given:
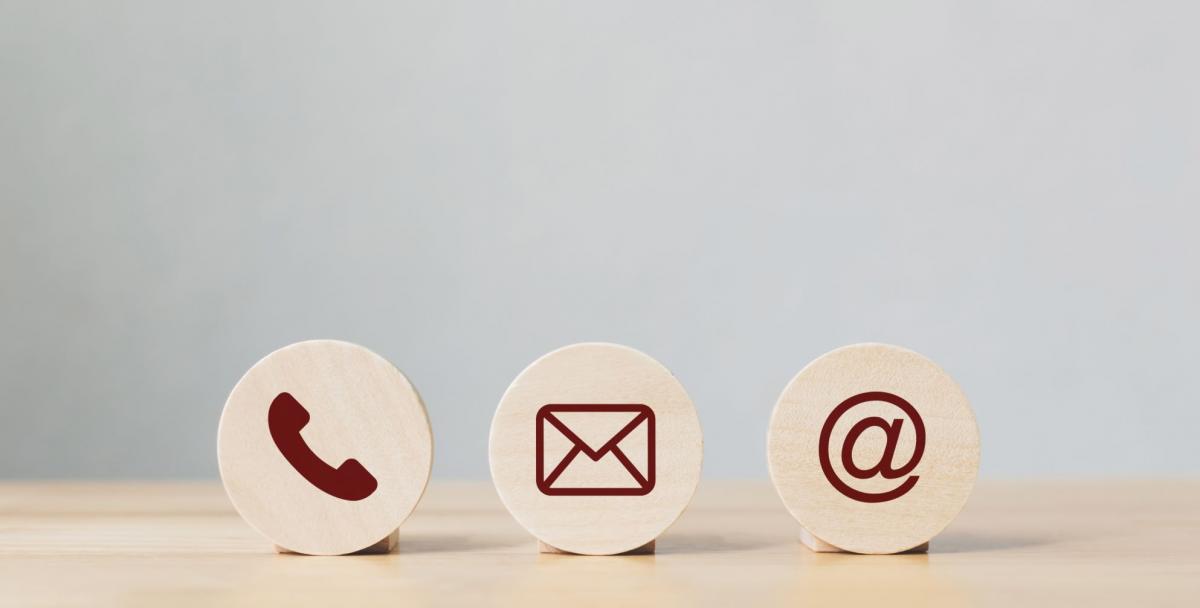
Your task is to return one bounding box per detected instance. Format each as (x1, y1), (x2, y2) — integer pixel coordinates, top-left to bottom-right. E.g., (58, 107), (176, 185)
(933, 532), (1061, 554)
(397, 534), (524, 554)
(656, 533), (779, 554)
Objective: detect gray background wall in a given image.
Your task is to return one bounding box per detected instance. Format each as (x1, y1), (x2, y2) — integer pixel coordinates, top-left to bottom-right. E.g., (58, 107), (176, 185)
(2, 1), (1197, 479)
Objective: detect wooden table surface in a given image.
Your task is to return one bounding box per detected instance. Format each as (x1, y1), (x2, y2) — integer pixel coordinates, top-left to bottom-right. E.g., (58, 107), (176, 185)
(1, 480), (1197, 606)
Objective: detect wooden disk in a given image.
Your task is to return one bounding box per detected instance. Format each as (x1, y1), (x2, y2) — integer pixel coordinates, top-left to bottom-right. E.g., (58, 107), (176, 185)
(767, 343), (979, 554)
(489, 343), (703, 556)
(217, 340), (433, 555)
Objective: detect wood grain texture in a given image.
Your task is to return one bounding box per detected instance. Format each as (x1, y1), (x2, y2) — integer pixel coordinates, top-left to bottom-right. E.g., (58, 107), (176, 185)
(218, 340), (433, 555)
(0, 481), (1198, 606)
(489, 343), (702, 555)
(769, 343), (980, 554)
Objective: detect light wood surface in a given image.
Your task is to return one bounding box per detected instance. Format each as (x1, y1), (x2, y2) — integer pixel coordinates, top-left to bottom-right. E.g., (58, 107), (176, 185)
(769, 343), (980, 554)
(489, 343), (702, 555)
(1, 481), (1198, 607)
(218, 340), (433, 555)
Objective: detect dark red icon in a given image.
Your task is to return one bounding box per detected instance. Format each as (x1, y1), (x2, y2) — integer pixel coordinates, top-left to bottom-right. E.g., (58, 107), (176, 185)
(818, 391), (925, 503)
(268, 392), (378, 501)
(535, 404), (655, 496)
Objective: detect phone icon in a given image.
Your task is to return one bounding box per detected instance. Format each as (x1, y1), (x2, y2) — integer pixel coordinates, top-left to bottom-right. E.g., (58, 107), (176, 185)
(268, 392), (378, 501)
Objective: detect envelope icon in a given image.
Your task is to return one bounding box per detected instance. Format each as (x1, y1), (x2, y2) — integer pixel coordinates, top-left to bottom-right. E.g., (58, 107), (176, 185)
(535, 404), (656, 496)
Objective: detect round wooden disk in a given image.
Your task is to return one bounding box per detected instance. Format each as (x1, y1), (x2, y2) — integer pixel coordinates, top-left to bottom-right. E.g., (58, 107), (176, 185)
(767, 343), (980, 554)
(489, 343), (703, 555)
(218, 340), (433, 555)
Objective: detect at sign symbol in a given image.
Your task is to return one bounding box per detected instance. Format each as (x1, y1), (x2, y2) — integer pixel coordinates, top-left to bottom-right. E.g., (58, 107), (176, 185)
(818, 391), (926, 503)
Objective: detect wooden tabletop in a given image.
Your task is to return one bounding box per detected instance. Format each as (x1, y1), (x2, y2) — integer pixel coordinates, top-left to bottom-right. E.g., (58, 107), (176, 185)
(1, 481), (1197, 606)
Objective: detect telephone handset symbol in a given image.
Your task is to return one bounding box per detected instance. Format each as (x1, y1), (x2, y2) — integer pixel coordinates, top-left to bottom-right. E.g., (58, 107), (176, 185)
(268, 392), (378, 501)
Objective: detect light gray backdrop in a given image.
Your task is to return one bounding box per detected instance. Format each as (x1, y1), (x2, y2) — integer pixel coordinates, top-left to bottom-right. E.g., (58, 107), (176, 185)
(2, 1), (1197, 479)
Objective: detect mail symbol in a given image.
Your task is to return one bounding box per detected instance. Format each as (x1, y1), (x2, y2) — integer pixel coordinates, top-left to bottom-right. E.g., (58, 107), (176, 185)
(535, 404), (656, 496)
